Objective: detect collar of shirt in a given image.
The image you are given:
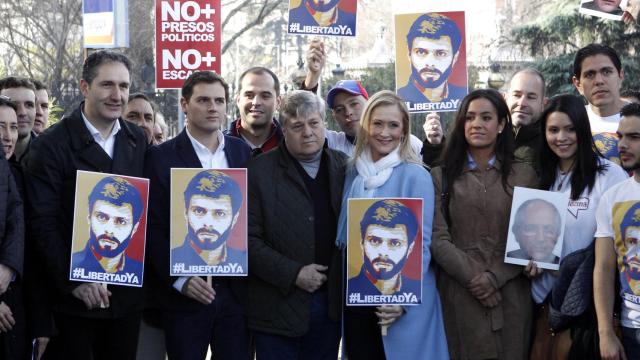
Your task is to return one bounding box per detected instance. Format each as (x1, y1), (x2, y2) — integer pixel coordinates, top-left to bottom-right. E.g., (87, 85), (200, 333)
(186, 127), (228, 168)
(81, 110), (121, 158)
(235, 118), (278, 150)
(466, 152), (496, 171)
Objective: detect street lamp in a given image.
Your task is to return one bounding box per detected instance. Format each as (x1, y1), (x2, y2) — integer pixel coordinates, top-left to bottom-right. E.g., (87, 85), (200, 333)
(487, 63), (505, 90)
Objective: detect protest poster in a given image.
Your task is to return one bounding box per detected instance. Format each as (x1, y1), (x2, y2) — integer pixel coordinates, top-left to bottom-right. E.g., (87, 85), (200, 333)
(395, 11), (468, 113)
(69, 171), (149, 287)
(346, 198), (423, 306)
(82, 0), (129, 48)
(170, 169), (248, 276)
(504, 187), (570, 271)
(579, 0), (628, 21)
(287, 0), (357, 37)
(155, 0), (221, 89)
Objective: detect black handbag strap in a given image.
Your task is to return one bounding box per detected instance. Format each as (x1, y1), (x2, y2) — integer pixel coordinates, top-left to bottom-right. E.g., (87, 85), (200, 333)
(440, 167), (451, 227)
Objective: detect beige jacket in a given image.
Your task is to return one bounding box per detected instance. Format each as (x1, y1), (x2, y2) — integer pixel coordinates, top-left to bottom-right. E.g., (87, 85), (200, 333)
(431, 162), (537, 360)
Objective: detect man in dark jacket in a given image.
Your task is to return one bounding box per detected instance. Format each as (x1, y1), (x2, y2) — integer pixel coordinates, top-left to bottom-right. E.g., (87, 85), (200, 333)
(145, 71), (251, 360)
(247, 90), (346, 359)
(25, 50), (147, 360)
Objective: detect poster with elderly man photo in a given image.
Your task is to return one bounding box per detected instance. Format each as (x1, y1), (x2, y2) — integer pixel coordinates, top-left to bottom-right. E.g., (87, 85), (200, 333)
(69, 171), (149, 287)
(346, 198), (423, 306)
(504, 187), (570, 271)
(394, 11), (468, 113)
(170, 168), (248, 277)
(579, 0), (628, 21)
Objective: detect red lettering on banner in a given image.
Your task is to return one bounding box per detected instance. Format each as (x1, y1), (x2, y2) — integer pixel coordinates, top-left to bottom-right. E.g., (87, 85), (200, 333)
(156, 0), (220, 89)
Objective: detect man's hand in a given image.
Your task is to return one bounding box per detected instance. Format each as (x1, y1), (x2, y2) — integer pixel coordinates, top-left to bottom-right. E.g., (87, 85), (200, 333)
(295, 264), (327, 293)
(34, 337), (50, 360)
(623, 0), (639, 24)
(468, 272), (498, 300)
(304, 39), (326, 90)
(375, 305), (404, 326)
(523, 260), (544, 279)
(181, 277), (216, 305)
(0, 301), (15, 332)
(423, 113), (443, 145)
(599, 331), (627, 360)
(479, 290), (502, 308)
(71, 283), (111, 309)
(0, 263), (14, 295)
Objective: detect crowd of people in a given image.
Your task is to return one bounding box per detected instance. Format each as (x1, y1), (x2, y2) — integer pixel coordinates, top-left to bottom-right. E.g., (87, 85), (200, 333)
(0, 37), (639, 360)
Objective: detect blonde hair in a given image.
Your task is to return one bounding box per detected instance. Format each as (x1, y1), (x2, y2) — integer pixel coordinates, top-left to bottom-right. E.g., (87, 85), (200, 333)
(353, 90), (421, 164)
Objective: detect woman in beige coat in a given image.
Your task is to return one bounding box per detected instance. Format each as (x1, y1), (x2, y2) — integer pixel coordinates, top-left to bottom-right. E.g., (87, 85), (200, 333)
(431, 89), (537, 359)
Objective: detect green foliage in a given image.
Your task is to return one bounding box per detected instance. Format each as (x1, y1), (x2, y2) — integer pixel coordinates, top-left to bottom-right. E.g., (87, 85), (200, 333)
(508, 3), (640, 97)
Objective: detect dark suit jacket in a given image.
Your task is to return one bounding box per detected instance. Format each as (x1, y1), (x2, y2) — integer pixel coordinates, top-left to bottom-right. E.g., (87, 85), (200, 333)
(246, 144), (347, 337)
(25, 104), (147, 318)
(144, 129), (251, 312)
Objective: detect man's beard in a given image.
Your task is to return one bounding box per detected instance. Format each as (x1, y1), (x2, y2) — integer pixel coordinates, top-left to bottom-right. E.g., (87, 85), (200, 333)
(89, 232), (131, 258)
(622, 159), (640, 173)
(306, 0), (341, 12)
(188, 226), (231, 251)
(363, 254), (407, 281)
(411, 61), (454, 90)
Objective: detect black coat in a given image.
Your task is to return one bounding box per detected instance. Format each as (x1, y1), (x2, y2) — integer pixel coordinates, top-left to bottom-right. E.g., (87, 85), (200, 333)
(24, 105), (147, 318)
(0, 156), (23, 279)
(246, 144), (347, 337)
(144, 129), (251, 312)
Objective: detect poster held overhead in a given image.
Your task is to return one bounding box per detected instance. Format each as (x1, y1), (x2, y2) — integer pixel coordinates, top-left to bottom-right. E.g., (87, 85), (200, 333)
(346, 198), (423, 306)
(69, 171), (149, 287)
(395, 11), (468, 113)
(287, 0), (357, 37)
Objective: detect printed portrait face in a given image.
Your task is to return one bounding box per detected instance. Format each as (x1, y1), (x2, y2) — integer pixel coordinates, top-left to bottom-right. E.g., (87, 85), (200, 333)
(306, 0), (340, 12)
(513, 200), (561, 261)
(90, 200), (135, 256)
(594, 0), (622, 13)
(362, 224), (413, 280)
(620, 204), (640, 293)
(186, 194), (235, 251)
(409, 36), (455, 89)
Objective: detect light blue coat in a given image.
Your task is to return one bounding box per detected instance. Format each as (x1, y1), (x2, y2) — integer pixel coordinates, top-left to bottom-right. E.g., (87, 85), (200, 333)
(337, 162), (449, 360)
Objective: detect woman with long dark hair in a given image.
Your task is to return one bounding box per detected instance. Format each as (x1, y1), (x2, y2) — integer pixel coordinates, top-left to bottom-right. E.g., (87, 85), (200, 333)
(528, 94), (627, 359)
(431, 89), (537, 359)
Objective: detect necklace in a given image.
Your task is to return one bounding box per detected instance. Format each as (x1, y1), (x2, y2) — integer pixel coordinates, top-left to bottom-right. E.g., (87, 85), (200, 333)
(556, 160), (576, 191)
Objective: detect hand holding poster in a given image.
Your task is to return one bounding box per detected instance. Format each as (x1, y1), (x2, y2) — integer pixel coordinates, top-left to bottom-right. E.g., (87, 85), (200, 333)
(170, 169), (248, 276)
(395, 11), (468, 113)
(287, 0), (357, 37)
(346, 198), (423, 306)
(69, 171), (149, 287)
(504, 187), (570, 271)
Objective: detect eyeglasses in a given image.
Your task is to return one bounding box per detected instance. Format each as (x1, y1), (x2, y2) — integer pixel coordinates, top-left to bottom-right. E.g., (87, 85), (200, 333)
(0, 95), (11, 101)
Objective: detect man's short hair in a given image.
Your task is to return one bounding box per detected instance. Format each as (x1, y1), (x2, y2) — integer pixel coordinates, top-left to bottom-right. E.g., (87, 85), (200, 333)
(621, 102), (640, 118)
(621, 89), (640, 103)
(359, 200), (419, 246)
(181, 71), (229, 103)
(128, 92), (156, 114)
(183, 170), (242, 217)
(512, 199), (561, 237)
(31, 79), (48, 91)
(406, 13), (462, 54)
(0, 96), (18, 112)
(237, 67), (280, 97)
(0, 76), (36, 92)
(82, 50), (132, 85)
(572, 43), (622, 78)
(279, 90), (326, 127)
(88, 176), (143, 225)
(510, 68), (547, 97)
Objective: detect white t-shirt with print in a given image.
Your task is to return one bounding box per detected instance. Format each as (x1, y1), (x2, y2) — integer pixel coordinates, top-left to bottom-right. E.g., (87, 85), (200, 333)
(531, 159), (628, 303)
(595, 176), (640, 328)
(587, 105), (622, 165)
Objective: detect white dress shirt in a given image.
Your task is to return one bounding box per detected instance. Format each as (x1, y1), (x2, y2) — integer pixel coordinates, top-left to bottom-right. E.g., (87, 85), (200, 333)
(81, 111), (121, 159)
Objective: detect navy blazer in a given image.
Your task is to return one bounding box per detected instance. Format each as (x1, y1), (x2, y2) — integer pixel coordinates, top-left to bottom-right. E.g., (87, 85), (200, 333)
(144, 129), (251, 312)
(25, 104), (147, 318)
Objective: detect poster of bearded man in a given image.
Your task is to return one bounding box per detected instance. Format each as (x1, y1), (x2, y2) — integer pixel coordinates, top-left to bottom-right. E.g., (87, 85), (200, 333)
(69, 171), (149, 287)
(346, 198), (423, 306)
(170, 168), (248, 276)
(395, 11), (468, 113)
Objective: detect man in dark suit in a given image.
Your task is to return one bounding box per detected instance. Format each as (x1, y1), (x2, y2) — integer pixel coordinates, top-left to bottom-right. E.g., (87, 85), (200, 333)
(25, 50), (147, 360)
(145, 71), (251, 360)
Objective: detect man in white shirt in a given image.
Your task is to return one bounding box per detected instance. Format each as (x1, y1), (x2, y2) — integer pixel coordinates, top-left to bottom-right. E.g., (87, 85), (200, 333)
(594, 102), (640, 360)
(573, 43), (629, 164)
(145, 71), (252, 360)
